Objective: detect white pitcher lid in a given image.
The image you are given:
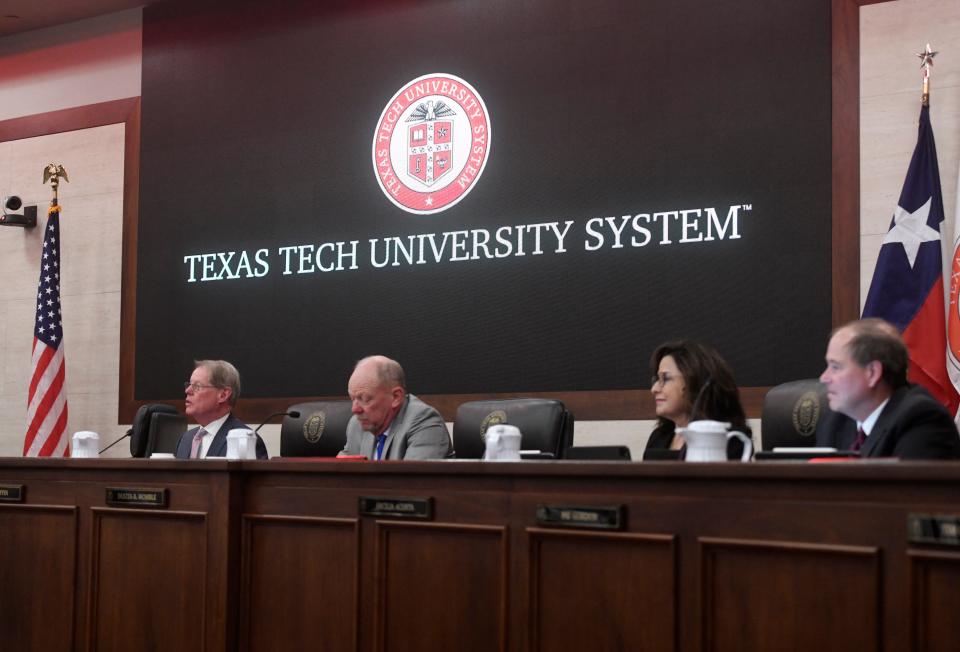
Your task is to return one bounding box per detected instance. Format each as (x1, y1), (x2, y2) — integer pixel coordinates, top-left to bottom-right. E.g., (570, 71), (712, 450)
(682, 419), (731, 432)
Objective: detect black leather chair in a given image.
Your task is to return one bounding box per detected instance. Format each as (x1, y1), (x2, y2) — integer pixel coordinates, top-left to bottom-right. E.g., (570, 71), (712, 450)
(453, 398), (574, 459)
(145, 412), (187, 456)
(760, 379), (829, 450)
(129, 404), (180, 457)
(280, 400), (353, 457)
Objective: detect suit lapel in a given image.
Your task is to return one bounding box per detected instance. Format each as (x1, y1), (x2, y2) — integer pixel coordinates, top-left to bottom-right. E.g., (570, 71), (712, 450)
(381, 397), (410, 460)
(207, 429), (228, 457)
(206, 414), (238, 457)
(178, 427), (199, 458)
(860, 389), (906, 457)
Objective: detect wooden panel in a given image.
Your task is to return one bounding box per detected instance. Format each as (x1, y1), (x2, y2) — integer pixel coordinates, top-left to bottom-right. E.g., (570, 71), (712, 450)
(376, 522), (507, 652)
(700, 537), (881, 652)
(118, 98), (142, 424)
(88, 508), (208, 652)
(909, 550), (960, 652)
(0, 98), (138, 141)
(241, 515), (360, 652)
(7, 455), (960, 652)
(831, 0), (864, 325)
(0, 505), (77, 652)
(528, 528), (677, 652)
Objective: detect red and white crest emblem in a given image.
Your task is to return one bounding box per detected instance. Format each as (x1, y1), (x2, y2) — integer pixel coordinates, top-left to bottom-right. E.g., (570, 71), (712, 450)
(373, 73), (491, 214)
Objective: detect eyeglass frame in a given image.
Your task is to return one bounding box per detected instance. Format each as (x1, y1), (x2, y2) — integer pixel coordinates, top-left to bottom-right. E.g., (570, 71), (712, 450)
(183, 381), (223, 393)
(650, 372), (679, 388)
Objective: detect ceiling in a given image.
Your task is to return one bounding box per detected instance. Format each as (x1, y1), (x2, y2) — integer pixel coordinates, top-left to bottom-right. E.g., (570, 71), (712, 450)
(0, 0), (147, 38)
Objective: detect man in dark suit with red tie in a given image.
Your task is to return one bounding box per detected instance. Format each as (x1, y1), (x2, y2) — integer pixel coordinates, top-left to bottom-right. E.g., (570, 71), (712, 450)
(815, 318), (960, 460)
(175, 359), (268, 459)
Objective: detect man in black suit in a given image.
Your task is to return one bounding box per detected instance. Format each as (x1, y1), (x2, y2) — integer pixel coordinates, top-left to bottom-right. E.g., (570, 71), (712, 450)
(175, 359), (268, 459)
(816, 318), (960, 460)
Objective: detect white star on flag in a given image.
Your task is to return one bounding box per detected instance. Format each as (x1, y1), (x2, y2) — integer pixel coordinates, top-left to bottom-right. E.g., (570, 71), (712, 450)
(882, 196), (939, 268)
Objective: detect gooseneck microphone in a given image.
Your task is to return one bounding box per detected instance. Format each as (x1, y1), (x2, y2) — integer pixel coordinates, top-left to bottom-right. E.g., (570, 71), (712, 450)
(689, 377), (713, 422)
(255, 410), (300, 435)
(99, 429), (132, 454)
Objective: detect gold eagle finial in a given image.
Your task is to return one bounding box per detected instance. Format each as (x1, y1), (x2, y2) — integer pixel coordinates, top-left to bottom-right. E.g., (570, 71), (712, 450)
(42, 163), (68, 207)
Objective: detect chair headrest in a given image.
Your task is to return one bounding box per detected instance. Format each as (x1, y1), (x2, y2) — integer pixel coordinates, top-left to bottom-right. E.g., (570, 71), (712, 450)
(280, 400), (353, 457)
(130, 403), (180, 457)
(760, 379), (828, 450)
(453, 398), (572, 459)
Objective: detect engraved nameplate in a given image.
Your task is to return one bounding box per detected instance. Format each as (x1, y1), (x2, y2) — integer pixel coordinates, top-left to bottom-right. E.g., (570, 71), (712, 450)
(908, 513), (960, 547)
(536, 504), (625, 530)
(0, 484), (24, 502)
(106, 487), (168, 508)
(359, 496), (433, 519)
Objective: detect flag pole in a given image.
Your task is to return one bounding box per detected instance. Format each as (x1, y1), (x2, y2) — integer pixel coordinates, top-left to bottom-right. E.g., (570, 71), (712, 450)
(917, 43), (937, 107)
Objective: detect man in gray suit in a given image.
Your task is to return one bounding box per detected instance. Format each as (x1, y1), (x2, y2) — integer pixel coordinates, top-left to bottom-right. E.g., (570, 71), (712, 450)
(338, 355), (452, 460)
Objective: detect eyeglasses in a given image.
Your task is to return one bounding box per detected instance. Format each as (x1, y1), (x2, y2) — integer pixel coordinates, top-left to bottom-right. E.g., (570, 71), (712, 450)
(651, 372), (677, 387)
(184, 382), (221, 392)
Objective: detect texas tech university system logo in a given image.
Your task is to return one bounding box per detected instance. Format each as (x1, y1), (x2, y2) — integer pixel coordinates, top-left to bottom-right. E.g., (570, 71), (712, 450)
(373, 73), (491, 215)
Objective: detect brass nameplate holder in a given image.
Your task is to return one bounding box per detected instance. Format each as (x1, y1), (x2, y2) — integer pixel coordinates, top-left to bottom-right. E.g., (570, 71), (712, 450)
(908, 513), (960, 547)
(106, 487), (168, 508)
(0, 484), (24, 502)
(359, 496), (433, 519)
(537, 504), (625, 530)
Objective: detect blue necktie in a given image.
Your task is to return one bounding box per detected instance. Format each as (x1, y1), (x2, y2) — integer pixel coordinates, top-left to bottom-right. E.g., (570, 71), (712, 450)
(375, 433), (387, 461)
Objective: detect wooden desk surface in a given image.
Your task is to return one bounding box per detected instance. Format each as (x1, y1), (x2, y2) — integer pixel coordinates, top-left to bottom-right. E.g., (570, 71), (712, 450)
(2, 458), (958, 651)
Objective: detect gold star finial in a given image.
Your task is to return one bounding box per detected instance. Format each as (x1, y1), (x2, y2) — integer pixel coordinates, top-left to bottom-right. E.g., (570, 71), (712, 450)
(915, 44), (937, 106)
(916, 43), (937, 70)
(916, 43), (938, 71)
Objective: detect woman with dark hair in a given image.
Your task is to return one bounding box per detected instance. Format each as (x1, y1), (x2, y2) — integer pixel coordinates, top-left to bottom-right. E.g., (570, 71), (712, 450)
(645, 340), (751, 457)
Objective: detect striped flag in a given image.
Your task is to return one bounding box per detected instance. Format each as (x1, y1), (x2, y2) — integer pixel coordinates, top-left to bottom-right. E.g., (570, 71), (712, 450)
(23, 205), (69, 457)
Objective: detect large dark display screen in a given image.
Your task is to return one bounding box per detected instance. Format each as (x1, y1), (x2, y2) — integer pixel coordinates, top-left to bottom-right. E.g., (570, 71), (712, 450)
(137, 0), (832, 401)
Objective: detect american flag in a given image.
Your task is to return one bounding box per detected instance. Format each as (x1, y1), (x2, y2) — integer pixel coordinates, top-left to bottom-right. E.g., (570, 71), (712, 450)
(23, 205), (69, 457)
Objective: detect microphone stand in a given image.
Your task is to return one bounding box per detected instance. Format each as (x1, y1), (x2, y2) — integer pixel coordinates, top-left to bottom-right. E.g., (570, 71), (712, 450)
(99, 429), (132, 454)
(254, 410), (300, 436)
(689, 378), (713, 422)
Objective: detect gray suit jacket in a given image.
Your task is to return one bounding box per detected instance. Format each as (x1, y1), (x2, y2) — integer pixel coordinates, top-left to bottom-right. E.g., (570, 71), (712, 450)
(340, 394), (452, 460)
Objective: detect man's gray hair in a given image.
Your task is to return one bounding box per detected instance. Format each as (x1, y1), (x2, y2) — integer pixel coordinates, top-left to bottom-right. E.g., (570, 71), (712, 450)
(355, 355), (406, 390)
(195, 359), (241, 406)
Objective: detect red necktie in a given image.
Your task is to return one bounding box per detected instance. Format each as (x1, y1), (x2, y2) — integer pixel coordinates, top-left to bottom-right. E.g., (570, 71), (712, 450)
(851, 427), (866, 452)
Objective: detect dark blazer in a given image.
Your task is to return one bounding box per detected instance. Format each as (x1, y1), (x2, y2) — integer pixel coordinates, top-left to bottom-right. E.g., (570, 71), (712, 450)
(175, 413), (269, 459)
(815, 385), (960, 460)
(644, 420), (752, 460)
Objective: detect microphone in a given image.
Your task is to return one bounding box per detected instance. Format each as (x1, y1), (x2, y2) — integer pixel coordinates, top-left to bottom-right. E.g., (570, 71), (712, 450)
(254, 410), (300, 435)
(689, 378), (713, 422)
(99, 428), (132, 454)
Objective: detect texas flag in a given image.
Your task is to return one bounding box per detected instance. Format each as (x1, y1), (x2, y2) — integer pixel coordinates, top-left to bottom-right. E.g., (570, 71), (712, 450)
(862, 104), (959, 414)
